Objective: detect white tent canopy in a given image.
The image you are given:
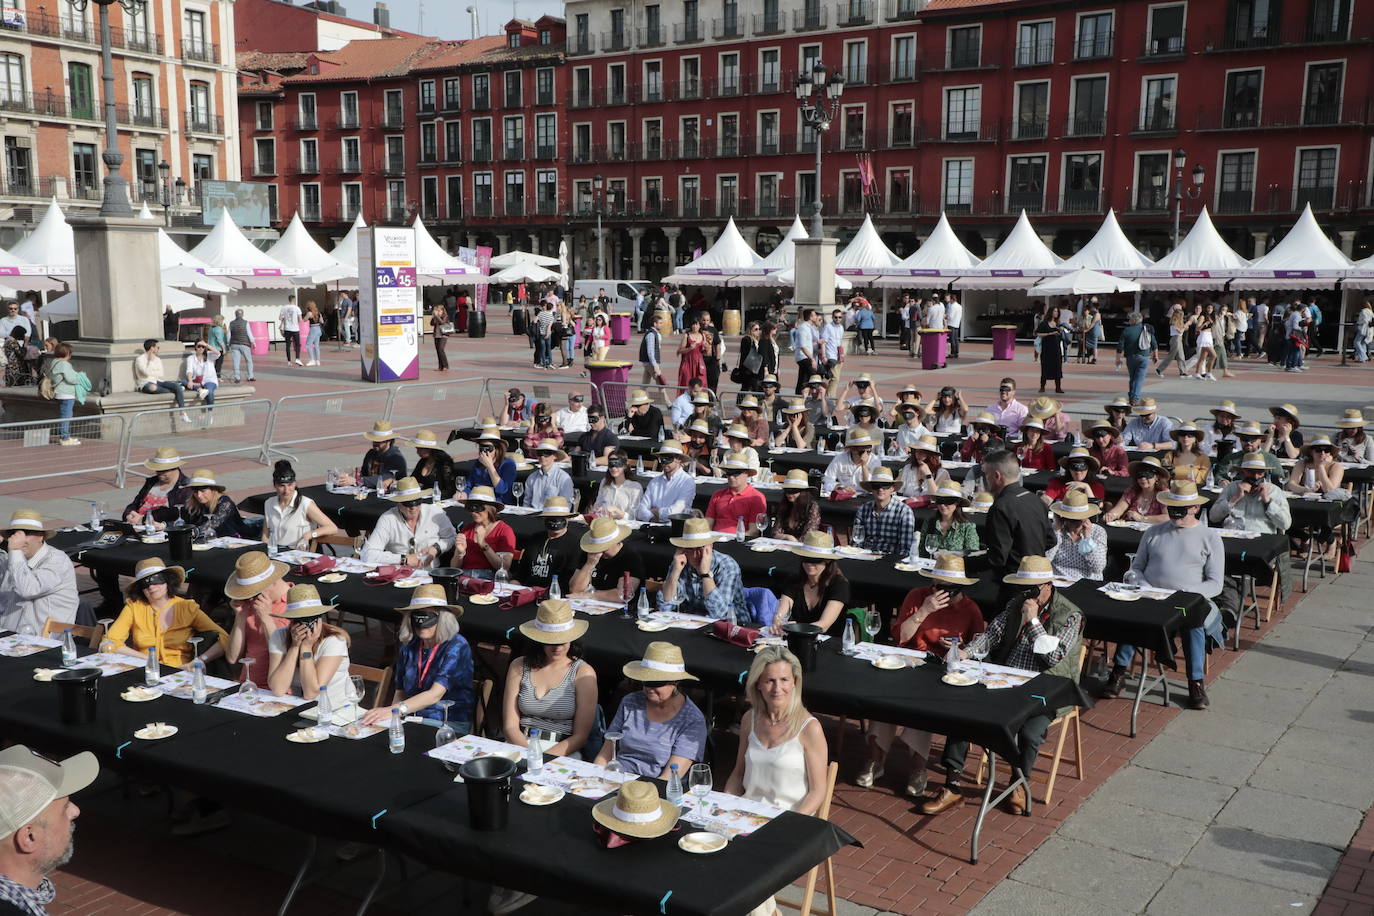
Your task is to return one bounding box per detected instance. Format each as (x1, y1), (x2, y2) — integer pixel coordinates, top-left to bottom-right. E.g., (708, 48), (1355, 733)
(268, 213), (352, 283)
(137, 202), (155, 220)
(413, 216), (488, 284)
(773, 266), (853, 290)
(733, 216), (807, 287)
(835, 214), (901, 277)
(45, 285), (201, 320)
(11, 198), (75, 276)
(1347, 251), (1374, 287)
(157, 229), (230, 294)
(875, 213), (982, 286)
(489, 262), (561, 284)
(665, 217), (764, 280)
(954, 211), (1063, 289)
(188, 210), (309, 288)
(490, 249), (559, 270)
(1126, 207), (1250, 288)
(1236, 204), (1353, 288)
(1062, 210), (1155, 272)
(327, 212), (367, 275)
(1032, 268), (1140, 296)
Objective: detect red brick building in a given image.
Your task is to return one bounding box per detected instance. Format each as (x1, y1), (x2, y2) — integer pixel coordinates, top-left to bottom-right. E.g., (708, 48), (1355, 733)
(234, 0), (420, 54)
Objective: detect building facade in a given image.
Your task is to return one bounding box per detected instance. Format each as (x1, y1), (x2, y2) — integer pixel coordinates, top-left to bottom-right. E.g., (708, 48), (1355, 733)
(0, 0), (239, 238)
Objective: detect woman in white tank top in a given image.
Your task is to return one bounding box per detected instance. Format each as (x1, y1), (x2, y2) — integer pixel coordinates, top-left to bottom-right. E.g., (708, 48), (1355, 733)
(261, 460), (338, 549)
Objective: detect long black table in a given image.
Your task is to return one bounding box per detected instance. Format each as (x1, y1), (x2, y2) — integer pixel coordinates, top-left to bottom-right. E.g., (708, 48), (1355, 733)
(0, 642), (853, 916)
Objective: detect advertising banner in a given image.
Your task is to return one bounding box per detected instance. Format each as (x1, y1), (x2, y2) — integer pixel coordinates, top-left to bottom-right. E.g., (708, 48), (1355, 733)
(474, 245), (493, 313)
(359, 227), (419, 382)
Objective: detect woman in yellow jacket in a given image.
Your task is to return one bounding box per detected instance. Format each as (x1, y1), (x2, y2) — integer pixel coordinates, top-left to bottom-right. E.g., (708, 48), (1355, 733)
(105, 557), (227, 668)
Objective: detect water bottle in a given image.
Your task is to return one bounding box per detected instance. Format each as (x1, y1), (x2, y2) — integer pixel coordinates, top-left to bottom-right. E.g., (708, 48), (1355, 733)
(267, 522), (279, 556)
(944, 638), (962, 675)
(60, 629), (76, 668)
(145, 646), (159, 686)
(190, 657), (208, 705)
(908, 532), (923, 564)
(526, 728), (544, 774)
(637, 587), (651, 621)
(636, 454), (645, 475)
(389, 707), (405, 754)
(841, 617), (856, 655)
(1304, 467), (1316, 490)
(549, 575), (561, 599)
(431, 485), (441, 504)
(736, 516), (746, 542)
(89, 502), (101, 532)
(666, 763), (684, 806)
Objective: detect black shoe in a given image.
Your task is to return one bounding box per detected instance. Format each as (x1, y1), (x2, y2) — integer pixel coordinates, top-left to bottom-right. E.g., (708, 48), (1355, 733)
(1188, 679), (1209, 710)
(1101, 665), (1127, 698)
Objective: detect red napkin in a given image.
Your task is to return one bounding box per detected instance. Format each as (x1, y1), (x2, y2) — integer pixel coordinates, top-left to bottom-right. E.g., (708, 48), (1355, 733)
(458, 576), (494, 595)
(499, 586), (546, 609)
(830, 487), (857, 501)
(710, 620), (761, 649)
(372, 565), (415, 584)
(296, 555), (337, 576)
(903, 495), (931, 510)
(592, 822), (639, 848)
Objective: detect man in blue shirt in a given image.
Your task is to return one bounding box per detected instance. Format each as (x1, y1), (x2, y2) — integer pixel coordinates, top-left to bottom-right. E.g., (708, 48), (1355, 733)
(635, 441), (697, 521)
(1113, 311), (1157, 405)
(522, 439), (575, 509)
(1121, 397), (1174, 450)
(670, 378), (707, 429)
(659, 517), (748, 622)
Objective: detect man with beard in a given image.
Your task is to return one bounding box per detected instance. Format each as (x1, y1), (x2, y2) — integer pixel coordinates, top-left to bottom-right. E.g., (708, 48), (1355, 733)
(0, 746), (98, 915)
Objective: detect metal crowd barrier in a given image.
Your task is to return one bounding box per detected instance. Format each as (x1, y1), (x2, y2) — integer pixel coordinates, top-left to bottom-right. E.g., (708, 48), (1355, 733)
(475, 375), (603, 420)
(0, 414), (128, 486)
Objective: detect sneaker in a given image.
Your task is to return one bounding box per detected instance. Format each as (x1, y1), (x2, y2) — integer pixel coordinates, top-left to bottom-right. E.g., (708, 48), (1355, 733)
(854, 760), (884, 788)
(180, 412), (192, 423)
(247, 377), (256, 382)
(232, 377), (241, 384)
(1203, 373), (1217, 381)
(60, 438), (80, 446)
(295, 359), (304, 366)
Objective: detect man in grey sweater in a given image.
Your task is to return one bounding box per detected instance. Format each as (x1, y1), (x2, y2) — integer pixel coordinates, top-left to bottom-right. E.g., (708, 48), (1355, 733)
(227, 309), (255, 383)
(1102, 480), (1225, 709)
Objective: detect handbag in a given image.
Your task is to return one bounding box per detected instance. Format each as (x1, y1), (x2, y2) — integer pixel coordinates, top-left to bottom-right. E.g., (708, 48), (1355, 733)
(439, 323), (455, 335)
(729, 366), (746, 384)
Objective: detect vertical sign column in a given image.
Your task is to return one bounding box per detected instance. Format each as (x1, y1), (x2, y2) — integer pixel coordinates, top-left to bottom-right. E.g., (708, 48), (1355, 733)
(360, 226), (419, 382)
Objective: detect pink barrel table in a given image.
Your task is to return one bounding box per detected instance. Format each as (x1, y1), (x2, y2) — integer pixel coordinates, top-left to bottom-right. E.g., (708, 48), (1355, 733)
(586, 360), (633, 414)
(992, 325), (1018, 361)
(919, 329), (948, 370)
(609, 313), (632, 345)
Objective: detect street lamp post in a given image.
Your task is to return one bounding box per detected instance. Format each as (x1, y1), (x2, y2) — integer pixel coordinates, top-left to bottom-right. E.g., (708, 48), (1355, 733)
(593, 173), (605, 278)
(1170, 147), (1205, 247)
(68, 0), (144, 218)
(795, 61), (845, 239)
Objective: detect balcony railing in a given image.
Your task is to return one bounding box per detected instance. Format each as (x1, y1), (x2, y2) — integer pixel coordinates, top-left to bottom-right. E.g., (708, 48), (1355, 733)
(1130, 188), (1168, 212)
(886, 0), (921, 21)
(1205, 18), (1368, 51)
(536, 198), (559, 216)
(471, 94), (490, 111)
(181, 39), (219, 64)
(1006, 191), (1044, 214)
(336, 112), (359, 129)
(184, 113), (222, 134)
(637, 25), (665, 46)
(1014, 39), (1054, 66)
(673, 19), (703, 42)
(417, 100), (437, 117)
(251, 163), (276, 177)
(380, 160), (406, 176)
(535, 144), (557, 160)
(568, 88), (593, 108)
(0, 90), (67, 119)
(937, 119), (998, 142)
(471, 145), (493, 163)
(889, 60), (917, 81)
(843, 64), (868, 85)
(332, 160), (362, 174)
(569, 35), (594, 55)
(505, 199), (525, 217)
(5, 12), (160, 53)
(1143, 31), (1185, 56)
(382, 109), (404, 129)
(793, 7), (828, 30)
(837, 0), (873, 26)
(472, 200), (494, 217)
(709, 76), (743, 97)
(752, 12), (784, 34)
(115, 103), (168, 129)
(1196, 101), (1370, 130)
(288, 116), (317, 131)
(441, 96), (462, 113)
(711, 17), (743, 39)
(1011, 118), (1048, 140)
(750, 71), (786, 94)
(1294, 186), (1335, 211)
(1133, 107), (1176, 133)
(289, 160), (321, 176)
(418, 150), (439, 165)
(1060, 190), (1103, 213)
(1074, 31), (1113, 59)
(1215, 189), (1253, 214)
(1064, 113), (1106, 137)
(503, 142), (525, 161)
(602, 30), (630, 51)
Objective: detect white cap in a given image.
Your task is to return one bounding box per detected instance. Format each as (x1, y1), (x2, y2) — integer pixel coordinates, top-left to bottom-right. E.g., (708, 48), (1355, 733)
(0, 745), (98, 840)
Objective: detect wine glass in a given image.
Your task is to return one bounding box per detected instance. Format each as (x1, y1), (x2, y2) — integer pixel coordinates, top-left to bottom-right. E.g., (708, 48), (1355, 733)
(433, 699), (458, 770)
(494, 566), (510, 596)
(238, 658), (257, 701)
(96, 618), (114, 655)
(512, 481), (525, 503)
(345, 674), (366, 736)
(602, 731), (623, 780)
(964, 643), (988, 679)
(1122, 569), (1141, 590)
(18, 623), (35, 637)
(864, 609), (882, 644)
(688, 763), (713, 821)
(851, 525), (866, 552)
(755, 512), (769, 538)
(186, 636), (204, 666)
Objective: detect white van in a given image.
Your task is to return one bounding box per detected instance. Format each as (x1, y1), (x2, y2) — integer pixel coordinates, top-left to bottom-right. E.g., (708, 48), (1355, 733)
(572, 279), (654, 312)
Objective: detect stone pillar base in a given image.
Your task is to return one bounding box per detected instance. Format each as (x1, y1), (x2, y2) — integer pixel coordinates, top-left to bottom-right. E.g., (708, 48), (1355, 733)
(68, 215), (163, 395)
(793, 238), (838, 310)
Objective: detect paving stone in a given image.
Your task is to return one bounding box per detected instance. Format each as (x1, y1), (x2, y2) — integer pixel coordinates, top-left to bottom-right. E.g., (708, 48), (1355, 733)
(1183, 826), (1343, 895)
(1215, 786), (1364, 849)
(969, 880), (1134, 916)
(1059, 801), (1207, 867)
(1202, 681), (1316, 725)
(1158, 706), (1288, 754)
(1091, 764), (1236, 823)
(1131, 734), (1263, 787)
(1223, 647), (1343, 692)
(1248, 754), (1374, 810)
(1145, 866), (1315, 915)
(1268, 727), (1374, 774)
(1008, 836), (1172, 911)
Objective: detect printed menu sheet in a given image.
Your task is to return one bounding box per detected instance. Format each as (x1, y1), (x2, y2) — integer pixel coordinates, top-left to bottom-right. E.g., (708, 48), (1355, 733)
(427, 734), (524, 767)
(0, 634), (62, 657)
(678, 790), (785, 839)
(79, 652), (144, 677)
(155, 670), (238, 700)
(215, 691), (310, 718)
(976, 662), (1039, 690)
(519, 756), (627, 799)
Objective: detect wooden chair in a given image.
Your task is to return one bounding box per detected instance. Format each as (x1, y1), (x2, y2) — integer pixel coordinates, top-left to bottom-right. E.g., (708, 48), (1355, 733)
(41, 619), (104, 648)
(314, 533), (372, 636)
(775, 760), (839, 916)
(977, 646), (1086, 804)
(348, 663), (393, 709)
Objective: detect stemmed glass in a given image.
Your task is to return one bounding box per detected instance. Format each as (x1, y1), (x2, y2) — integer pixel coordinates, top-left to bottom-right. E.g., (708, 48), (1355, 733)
(433, 699), (458, 770)
(186, 636), (204, 666)
(345, 674), (366, 736)
(96, 618), (114, 655)
(851, 526), (866, 552)
(964, 643), (988, 679)
(494, 566), (510, 596)
(864, 609), (882, 644)
(238, 658), (257, 702)
(688, 763), (713, 823)
(512, 481), (525, 503)
(602, 731), (623, 781)
(755, 512), (769, 538)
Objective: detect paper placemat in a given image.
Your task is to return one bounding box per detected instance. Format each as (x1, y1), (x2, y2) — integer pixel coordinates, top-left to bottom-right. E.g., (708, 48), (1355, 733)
(569, 598), (625, 616)
(976, 662), (1039, 690)
(80, 652), (144, 677)
(1099, 583), (1176, 600)
(678, 790), (785, 839)
(155, 670), (238, 700)
(427, 734), (524, 767)
(215, 691), (310, 718)
(0, 634), (62, 657)
(850, 642), (925, 663)
(519, 756), (627, 799)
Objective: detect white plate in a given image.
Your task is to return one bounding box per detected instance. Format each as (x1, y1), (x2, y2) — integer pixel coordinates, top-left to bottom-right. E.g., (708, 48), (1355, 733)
(393, 578), (425, 588)
(317, 572), (347, 583)
(192, 543), (213, 551)
(893, 562), (924, 573)
(1106, 520), (1132, 528)
(1105, 590), (1140, 601)
(468, 593), (499, 605)
(871, 655), (906, 670)
(750, 544), (779, 553)
(134, 723), (178, 740)
(121, 687), (162, 702)
(140, 535), (167, 544)
(31, 668), (58, 682)
(520, 785), (565, 806)
(835, 545), (869, 556)
(941, 672), (978, 687)
(637, 620), (671, 632)
(678, 831), (728, 854)
(285, 729), (330, 744)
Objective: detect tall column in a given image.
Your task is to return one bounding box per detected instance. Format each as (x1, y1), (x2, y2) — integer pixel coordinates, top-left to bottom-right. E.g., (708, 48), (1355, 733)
(1250, 231), (1268, 258)
(981, 233), (1000, 256)
(495, 233), (510, 255)
(1038, 233), (1057, 254)
(628, 228), (645, 280)
(664, 228), (682, 274)
(1338, 230), (1357, 258)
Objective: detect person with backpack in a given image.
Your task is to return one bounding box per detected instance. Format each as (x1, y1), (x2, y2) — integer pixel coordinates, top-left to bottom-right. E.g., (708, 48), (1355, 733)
(1114, 311), (1157, 405)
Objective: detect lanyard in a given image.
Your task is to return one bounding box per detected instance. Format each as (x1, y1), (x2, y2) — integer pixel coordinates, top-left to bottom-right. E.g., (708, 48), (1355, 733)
(416, 644), (440, 687)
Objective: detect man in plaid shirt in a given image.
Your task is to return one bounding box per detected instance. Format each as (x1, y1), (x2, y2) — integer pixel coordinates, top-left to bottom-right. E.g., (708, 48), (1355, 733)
(853, 468), (914, 557)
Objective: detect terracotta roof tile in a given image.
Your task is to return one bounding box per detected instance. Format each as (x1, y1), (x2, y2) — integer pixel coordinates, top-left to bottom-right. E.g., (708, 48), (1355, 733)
(409, 35), (508, 71)
(236, 50), (316, 72)
(923, 0), (1021, 10)
(281, 37), (459, 84)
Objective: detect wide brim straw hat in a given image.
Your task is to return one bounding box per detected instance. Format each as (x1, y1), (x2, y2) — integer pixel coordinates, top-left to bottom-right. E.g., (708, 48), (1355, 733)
(1169, 422), (1202, 441)
(760, 374), (780, 387)
(908, 434), (941, 455)
(1268, 404), (1301, 426)
(2, 509), (56, 533)
(724, 423), (752, 441)
(1209, 401), (1241, 419)
(627, 389), (652, 407)
(685, 419), (712, 437)
(580, 517), (631, 553)
(1103, 397), (1132, 414)
(782, 398), (808, 414)
(791, 530), (838, 561)
(1001, 555), (1055, 585)
(970, 412), (1001, 430)
(1019, 418), (1046, 434)
(224, 552), (290, 600)
(1058, 448), (1100, 473)
(1135, 397), (1160, 415)
(184, 468), (226, 491)
(843, 429), (875, 448)
(1157, 480), (1208, 506)
(364, 420), (398, 442)
(386, 476), (433, 502)
(805, 375), (827, 387)
(1050, 490), (1101, 520)
(1300, 434), (1336, 459)
(690, 392), (713, 406)
(1335, 409), (1366, 429)
(1239, 451), (1270, 470)
(144, 447), (185, 472)
(1127, 456), (1168, 479)
(531, 439), (570, 460)
(538, 496), (574, 517)
(736, 395), (760, 410)
(1028, 397), (1061, 420)
(622, 640), (698, 682)
(396, 583), (463, 614)
(780, 469), (815, 490)
(591, 780), (679, 839)
(475, 426), (505, 442)
(969, 492), (995, 511)
(409, 428), (443, 449)
(719, 453), (758, 475)
(931, 485), (969, 506)
(126, 557), (186, 596)
(1087, 418), (1119, 437)
(519, 599), (589, 644)
(927, 553), (977, 585)
(669, 517), (727, 549)
(273, 584), (336, 619)
(463, 486), (505, 510)
(1233, 420), (1265, 437)
(859, 467), (898, 490)
(655, 440), (687, 459)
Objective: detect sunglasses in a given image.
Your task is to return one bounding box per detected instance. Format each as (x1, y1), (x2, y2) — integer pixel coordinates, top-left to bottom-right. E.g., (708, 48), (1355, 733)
(999, 387), (1013, 392)
(140, 574), (169, 588)
(1068, 462), (1089, 472)
(641, 680), (675, 689)
(588, 415), (604, 422)
(935, 497), (960, 505)
(409, 613), (439, 628)
(873, 483), (895, 490)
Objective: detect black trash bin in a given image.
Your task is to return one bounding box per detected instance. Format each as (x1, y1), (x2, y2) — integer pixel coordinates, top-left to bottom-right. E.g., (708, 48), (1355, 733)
(512, 308), (527, 336)
(468, 309), (487, 339)
(782, 623), (822, 673)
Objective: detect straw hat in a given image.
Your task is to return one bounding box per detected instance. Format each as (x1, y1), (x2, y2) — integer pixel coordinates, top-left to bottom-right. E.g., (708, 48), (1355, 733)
(1050, 489), (1100, 520)
(627, 389), (652, 407)
(970, 411), (1001, 430)
(970, 492), (995, 511)
(224, 552), (289, 600)
(669, 517), (726, 549)
(896, 385), (920, 397)
(1169, 422), (1202, 442)
(844, 428), (875, 448)
(184, 468), (226, 491)
(860, 467), (899, 491)
(1239, 451), (1270, 470)
(2, 509), (55, 533)
(409, 429), (443, 449)
(1157, 480), (1208, 506)
(463, 486), (504, 510)
(591, 779), (679, 839)
(1135, 397), (1160, 415)
(1028, 397), (1061, 420)
(1002, 555), (1055, 585)
(760, 374), (781, 388)
(791, 530), (838, 561)
(1058, 447), (1100, 473)
(927, 553), (977, 586)
(907, 434), (941, 455)
(479, 415), (500, 427)
(805, 374), (827, 387)
(396, 583), (463, 614)
(854, 372), (874, 385)
(736, 395), (760, 410)
(1209, 400), (1241, 420)
(1335, 409), (1366, 429)
(1103, 397), (1132, 414)
(850, 399), (879, 416)
(538, 496), (574, 517)
(931, 484), (969, 506)
(1019, 417), (1046, 435)
(1087, 418), (1119, 438)
(274, 583), (335, 620)
(580, 516), (631, 553)
(1300, 434), (1336, 459)
(364, 420), (398, 442)
(719, 452), (758, 475)
(724, 423), (752, 441)
(780, 469), (815, 490)
(781, 398), (808, 414)
(144, 447), (186, 472)
(386, 476), (433, 503)
(622, 641), (698, 682)
(1127, 456), (1168, 479)
(126, 557), (185, 596)
(518, 599), (589, 644)
(685, 419), (712, 438)
(531, 438), (569, 460)
(690, 392), (713, 406)
(1268, 404), (1300, 426)
(475, 426), (505, 443)
(655, 440), (687, 459)
(1233, 420), (1265, 438)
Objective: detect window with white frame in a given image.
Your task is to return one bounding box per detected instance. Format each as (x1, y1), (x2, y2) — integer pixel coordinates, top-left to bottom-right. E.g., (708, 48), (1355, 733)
(1075, 12), (1113, 59)
(255, 100), (273, 130)
(942, 159), (973, 211)
(944, 86), (981, 139)
(343, 182), (362, 221)
(1218, 150), (1255, 213)
(1017, 20), (1054, 65)
(253, 138), (275, 175)
(1141, 76), (1175, 131)
(339, 91), (358, 128)
(297, 92), (317, 129)
(891, 36), (915, 80)
(300, 183), (320, 221)
(1008, 155), (1046, 212)
(342, 137), (360, 172)
(445, 175), (462, 218)
(299, 138), (318, 173)
(1296, 146), (1337, 209)
(535, 113), (556, 158)
(421, 175), (438, 218)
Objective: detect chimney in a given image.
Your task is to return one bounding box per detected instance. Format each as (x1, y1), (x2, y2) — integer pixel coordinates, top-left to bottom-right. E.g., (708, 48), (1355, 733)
(373, 1), (389, 27)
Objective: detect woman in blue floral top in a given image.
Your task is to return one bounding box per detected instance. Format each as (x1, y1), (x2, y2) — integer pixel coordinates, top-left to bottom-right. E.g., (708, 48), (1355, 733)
(362, 585), (474, 730)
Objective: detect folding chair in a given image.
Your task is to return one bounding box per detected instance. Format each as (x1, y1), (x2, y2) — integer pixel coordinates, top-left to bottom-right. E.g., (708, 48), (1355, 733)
(978, 646), (1086, 804)
(315, 534), (373, 636)
(775, 761), (839, 916)
(41, 618), (105, 648)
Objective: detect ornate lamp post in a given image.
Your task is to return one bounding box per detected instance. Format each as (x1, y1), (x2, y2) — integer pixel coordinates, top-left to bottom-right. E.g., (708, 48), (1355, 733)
(593, 173), (605, 278)
(68, 0), (144, 218)
(1170, 147), (1205, 247)
(794, 61), (844, 239)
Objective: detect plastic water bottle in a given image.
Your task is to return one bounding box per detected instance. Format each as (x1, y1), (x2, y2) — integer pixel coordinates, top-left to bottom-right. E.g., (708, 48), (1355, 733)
(89, 502), (101, 532)
(526, 728), (544, 774)
(666, 763), (684, 806)
(636, 454), (645, 475)
(549, 575), (561, 599)
(736, 516), (746, 542)
(145, 646), (159, 686)
(388, 708), (405, 754)
(190, 657), (208, 705)
(637, 587), (651, 621)
(267, 523), (279, 556)
(945, 638), (963, 676)
(908, 533), (923, 565)
(841, 617), (856, 655)
(60, 629), (76, 668)
(431, 485), (441, 504)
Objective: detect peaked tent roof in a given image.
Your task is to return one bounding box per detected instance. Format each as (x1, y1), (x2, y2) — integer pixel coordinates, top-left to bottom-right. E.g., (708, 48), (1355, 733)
(1032, 268), (1141, 296)
(413, 217), (488, 284)
(875, 213), (982, 286)
(187, 210), (308, 288)
(490, 249), (560, 270)
(835, 214), (901, 276)
(268, 213), (352, 282)
(1062, 210), (1155, 272)
(136, 202), (154, 220)
(489, 263), (561, 284)
(671, 217), (764, 276)
(328, 212), (367, 271)
(11, 198), (75, 275)
(158, 228), (210, 270)
(772, 266), (853, 290)
(954, 210), (1063, 288)
(1237, 204), (1353, 287)
(734, 216), (807, 287)
(1128, 207), (1250, 288)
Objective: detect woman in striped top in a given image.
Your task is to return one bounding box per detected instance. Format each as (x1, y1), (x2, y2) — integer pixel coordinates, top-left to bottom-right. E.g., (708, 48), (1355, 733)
(502, 599), (599, 759)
